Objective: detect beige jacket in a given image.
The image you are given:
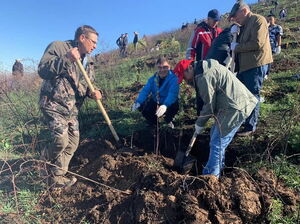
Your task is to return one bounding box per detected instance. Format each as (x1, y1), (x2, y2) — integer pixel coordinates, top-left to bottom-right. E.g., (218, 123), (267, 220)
(235, 12), (273, 72)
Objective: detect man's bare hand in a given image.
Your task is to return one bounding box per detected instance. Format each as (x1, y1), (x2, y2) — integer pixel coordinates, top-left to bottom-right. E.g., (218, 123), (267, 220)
(91, 90), (102, 100)
(66, 47), (81, 62)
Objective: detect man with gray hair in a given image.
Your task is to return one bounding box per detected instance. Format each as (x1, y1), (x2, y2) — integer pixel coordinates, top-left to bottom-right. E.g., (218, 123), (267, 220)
(38, 25), (102, 188)
(229, 0), (273, 136)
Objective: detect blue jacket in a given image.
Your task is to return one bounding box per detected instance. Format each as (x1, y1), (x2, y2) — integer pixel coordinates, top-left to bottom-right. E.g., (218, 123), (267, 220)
(136, 71), (179, 107)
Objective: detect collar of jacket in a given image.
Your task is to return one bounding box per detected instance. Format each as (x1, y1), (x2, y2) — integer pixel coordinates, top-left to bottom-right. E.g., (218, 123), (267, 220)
(241, 12), (252, 26)
(155, 70), (174, 88)
(197, 21), (213, 31)
(194, 60), (204, 78)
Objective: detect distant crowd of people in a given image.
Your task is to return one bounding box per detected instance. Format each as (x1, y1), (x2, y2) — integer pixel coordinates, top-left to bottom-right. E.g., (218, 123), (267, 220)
(35, 0), (289, 189)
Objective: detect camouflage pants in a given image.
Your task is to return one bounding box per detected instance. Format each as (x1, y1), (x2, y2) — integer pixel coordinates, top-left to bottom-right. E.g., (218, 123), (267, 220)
(42, 109), (79, 176)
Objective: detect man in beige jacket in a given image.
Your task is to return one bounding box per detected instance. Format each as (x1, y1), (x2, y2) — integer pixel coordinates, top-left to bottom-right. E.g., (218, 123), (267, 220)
(229, 1), (273, 136)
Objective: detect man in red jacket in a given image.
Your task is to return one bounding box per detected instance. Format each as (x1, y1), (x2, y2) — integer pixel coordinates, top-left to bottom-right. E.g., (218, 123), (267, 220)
(186, 9), (222, 61)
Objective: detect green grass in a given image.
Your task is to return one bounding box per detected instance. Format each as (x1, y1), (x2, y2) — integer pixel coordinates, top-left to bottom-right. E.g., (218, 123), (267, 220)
(0, 0), (299, 222)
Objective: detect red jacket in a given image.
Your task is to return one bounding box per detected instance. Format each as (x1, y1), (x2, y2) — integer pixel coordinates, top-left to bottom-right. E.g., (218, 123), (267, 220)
(186, 22), (222, 61)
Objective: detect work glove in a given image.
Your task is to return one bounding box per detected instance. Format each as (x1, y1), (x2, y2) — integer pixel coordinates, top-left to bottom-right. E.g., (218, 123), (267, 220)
(156, 105), (167, 118)
(195, 124), (205, 135)
(131, 102), (140, 112)
(230, 24), (240, 34)
(230, 42), (239, 51)
(274, 46), (281, 55)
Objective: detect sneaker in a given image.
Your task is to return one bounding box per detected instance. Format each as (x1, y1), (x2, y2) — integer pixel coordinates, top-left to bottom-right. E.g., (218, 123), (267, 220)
(50, 175), (77, 188)
(168, 121), (175, 129)
(260, 96), (265, 103)
(236, 130), (254, 137)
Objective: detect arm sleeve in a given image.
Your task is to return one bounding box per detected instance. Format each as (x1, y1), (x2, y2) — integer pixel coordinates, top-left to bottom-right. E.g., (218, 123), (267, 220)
(186, 30), (196, 60)
(195, 75), (217, 127)
(235, 17), (268, 53)
(136, 77), (153, 104)
(38, 42), (73, 80)
(163, 77), (179, 107)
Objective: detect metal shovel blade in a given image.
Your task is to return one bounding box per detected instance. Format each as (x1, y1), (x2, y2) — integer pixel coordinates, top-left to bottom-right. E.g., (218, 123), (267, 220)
(173, 131), (198, 173)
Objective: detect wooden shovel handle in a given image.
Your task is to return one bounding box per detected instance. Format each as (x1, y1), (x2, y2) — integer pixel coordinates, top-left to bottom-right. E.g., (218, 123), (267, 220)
(76, 59), (120, 142)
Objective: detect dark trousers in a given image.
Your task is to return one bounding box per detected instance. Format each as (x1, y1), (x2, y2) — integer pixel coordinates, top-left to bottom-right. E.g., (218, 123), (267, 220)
(237, 65), (268, 131)
(139, 99), (179, 125)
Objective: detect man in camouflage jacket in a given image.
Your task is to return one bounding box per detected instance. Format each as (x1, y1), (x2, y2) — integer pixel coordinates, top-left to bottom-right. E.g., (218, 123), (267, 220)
(38, 25), (101, 188)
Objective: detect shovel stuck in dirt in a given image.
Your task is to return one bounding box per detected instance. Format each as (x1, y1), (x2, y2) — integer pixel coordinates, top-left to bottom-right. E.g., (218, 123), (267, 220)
(76, 59), (120, 143)
(173, 131), (198, 174)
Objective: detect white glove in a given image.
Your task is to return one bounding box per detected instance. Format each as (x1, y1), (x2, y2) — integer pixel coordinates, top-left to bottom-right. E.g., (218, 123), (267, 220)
(195, 124), (205, 135)
(274, 46), (281, 55)
(155, 105), (167, 118)
(231, 42), (239, 51)
(230, 24), (240, 34)
(131, 102), (140, 112)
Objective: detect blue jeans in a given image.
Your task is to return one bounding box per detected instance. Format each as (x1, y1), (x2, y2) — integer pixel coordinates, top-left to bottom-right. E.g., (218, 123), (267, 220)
(202, 123), (242, 177)
(237, 65), (268, 131)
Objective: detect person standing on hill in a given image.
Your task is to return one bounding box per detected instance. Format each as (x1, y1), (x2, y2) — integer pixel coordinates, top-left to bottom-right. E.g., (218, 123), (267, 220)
(174, 59), (258, 177)
(229, 1), (273, 136)
(265, 14), (283, 78)
(38, 25), (102, 188)
(131, 57), (179, 129)
(121, 33), (129, 57)
(186, 9), (222, 61)
(186, 9), (222, 116)
(133, 32), (139, 51)
(267, 14), (283, 55)
(279, 8), (287, 19)
(12, 59), (24, 77)
(116, 34), (124, 56)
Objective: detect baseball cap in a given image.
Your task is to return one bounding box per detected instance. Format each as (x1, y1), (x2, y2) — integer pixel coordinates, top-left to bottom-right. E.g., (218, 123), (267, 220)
(173, 59), (194, 83)
(208, 9), (221, 21)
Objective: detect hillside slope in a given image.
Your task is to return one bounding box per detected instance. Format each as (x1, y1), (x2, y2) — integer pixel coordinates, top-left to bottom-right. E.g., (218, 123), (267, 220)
(0, 0), (299, 223)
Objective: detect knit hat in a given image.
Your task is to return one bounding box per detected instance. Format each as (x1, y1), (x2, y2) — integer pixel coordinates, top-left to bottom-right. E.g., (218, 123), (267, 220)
(173, 59), (194, 83)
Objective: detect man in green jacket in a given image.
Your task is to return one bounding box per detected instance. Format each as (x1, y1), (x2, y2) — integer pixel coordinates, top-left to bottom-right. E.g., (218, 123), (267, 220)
(174, 59), (258, 177)
(229, 1), (273, 136)
(38, 25), (102, 188)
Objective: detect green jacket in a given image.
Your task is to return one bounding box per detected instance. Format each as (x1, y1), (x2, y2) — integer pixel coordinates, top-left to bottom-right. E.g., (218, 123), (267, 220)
(195, 59), (258, 137)
(235, 12), (273, 73)
(38, 40), (96, 117)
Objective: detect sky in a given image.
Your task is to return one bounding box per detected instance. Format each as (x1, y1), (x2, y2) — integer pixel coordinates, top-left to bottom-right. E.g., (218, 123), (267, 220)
(0, 0), (256, 72)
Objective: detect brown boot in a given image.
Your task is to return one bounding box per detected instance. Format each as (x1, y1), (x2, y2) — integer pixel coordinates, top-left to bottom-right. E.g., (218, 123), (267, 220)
(50, 175), (77, 188)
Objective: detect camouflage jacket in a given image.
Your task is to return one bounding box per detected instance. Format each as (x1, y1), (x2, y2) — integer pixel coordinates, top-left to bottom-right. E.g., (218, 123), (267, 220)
(38, 40), (96, 117)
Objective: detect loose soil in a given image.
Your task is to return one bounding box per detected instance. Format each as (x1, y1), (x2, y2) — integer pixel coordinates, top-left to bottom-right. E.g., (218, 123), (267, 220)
(37, 130), (299, 224)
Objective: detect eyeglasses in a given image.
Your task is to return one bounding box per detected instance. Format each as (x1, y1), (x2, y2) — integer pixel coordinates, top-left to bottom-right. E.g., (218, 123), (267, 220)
(157, 65), (170, 70)
(84, 35), (97, 45)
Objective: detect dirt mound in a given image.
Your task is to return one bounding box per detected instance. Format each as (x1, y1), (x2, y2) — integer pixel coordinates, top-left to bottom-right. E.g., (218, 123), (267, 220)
(40, 140), (299, 224)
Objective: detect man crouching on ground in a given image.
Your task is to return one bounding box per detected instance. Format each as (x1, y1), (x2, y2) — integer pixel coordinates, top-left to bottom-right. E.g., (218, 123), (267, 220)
(174, 59), (258, 177)
(38, 25), (102, 188)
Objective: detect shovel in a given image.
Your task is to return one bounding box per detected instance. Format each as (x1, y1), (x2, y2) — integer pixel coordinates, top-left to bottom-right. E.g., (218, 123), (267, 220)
(174, 131), (198, 174)
(76, 59), (120, 143)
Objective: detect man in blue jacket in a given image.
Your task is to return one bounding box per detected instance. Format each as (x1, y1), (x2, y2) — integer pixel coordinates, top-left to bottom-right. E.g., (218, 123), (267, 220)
(132, 57), (179, 128)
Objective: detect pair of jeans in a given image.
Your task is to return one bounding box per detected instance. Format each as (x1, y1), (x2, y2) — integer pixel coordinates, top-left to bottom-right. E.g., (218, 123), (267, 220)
(236, 65), (268, 131)
(139, 98), (179, 125)
(202, 123), (242, 177)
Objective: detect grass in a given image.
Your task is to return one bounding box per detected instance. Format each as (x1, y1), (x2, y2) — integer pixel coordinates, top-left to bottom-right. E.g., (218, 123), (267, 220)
(0, 0), (299, 222)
